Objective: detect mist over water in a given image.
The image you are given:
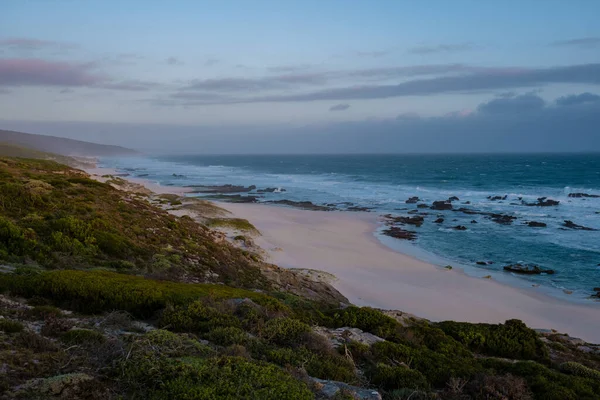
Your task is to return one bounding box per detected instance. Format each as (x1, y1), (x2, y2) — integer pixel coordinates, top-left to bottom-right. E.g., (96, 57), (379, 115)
(101, 153), (600, 300)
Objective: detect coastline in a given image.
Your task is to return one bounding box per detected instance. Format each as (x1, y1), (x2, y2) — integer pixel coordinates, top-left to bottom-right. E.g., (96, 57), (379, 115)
(86, 166), (600, 343)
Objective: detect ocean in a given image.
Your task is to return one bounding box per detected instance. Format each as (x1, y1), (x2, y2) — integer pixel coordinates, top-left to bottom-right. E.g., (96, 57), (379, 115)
(100, 153), (600, 301)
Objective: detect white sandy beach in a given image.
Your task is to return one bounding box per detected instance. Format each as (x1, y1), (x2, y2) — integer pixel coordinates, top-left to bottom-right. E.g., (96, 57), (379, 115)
(219, 202), (600, 343)
(86, 167), (600, 343)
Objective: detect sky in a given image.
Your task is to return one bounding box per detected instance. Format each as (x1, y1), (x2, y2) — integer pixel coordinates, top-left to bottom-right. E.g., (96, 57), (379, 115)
(1, 0), (600, 153)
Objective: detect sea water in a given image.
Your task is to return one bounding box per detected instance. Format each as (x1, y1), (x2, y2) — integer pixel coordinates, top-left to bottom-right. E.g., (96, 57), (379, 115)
(100, 153), (600, 301)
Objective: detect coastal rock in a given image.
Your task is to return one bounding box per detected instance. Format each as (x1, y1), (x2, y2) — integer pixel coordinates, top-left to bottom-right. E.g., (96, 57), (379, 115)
(265, 199), (334, 211)
(405, 196), (420, 204)
(256, 187), (286, 193)
(503, 264), (555, 275)
(488, 195), (507, 201)
(453, 225), (467, 231)
(313, 326), (384, 348)
(522, 197), (560, 207)
(311, 378), (382, 400)
(476, 261), (494, 265)
(187, 184), (257, 194)
(563, 220), (597, 231)
(346, 206), (374, 212)
(471, 219), (477, 224)
(527, 221), (547, 227)
(448, 196), (460, 202)
(434, 218), (444, 223)
(431, 200), (453, 210)
(205, 194), (260, 203)
(489, 214), (517, 224)
(463, 201), (471, 204)
(382, 226), (417, 240)
(384, 214), (424, 227)
(568, 193), (600, 198)
(417, 203), (429, 208)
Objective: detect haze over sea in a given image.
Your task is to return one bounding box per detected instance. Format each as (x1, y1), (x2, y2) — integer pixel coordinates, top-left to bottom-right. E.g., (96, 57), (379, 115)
(102, 153), (600, 300)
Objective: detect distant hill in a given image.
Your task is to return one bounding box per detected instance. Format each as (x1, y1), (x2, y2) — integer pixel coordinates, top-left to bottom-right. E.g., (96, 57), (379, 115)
(0, 129), (139, 157)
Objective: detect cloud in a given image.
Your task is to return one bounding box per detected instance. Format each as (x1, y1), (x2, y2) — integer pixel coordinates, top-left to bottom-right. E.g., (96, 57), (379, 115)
(166, 56), (183, 65)
(267, 64), (312, 73)
(0, 58), (105, 87)
(477, 93), (546, 114)
(556, 92), (600, 106)
(408, 43), (474, 55)
(99, 80), (160, 91)
(59, 88), (74, 94)
(0, 37), (77, 51)
(329, 103), (350, 111)
(552, 37), (600, 48)
(396, 112), (420, 120)
(241, 63), (600, 103)
(182, 72), (327, 92)
(356, 50), (389, 58)
(204, 58), (219, 66)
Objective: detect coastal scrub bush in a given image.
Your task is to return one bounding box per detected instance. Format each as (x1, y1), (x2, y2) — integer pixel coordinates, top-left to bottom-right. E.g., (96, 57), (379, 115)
(0, 318), (24, 333)
(437, 319), (549, 361)
(329, 306), (401, 340)
(60, 329), (106, 345)
(207, 218), (258, 233)
(161, 300), (241, 333)
(261, 317), (311, 346)
(206, 326), (249, 346)
(149, 357), (313, 400)
(560, 361), (600, 380)
(369, 363), (430, 391)
(4, 270), (286, 318)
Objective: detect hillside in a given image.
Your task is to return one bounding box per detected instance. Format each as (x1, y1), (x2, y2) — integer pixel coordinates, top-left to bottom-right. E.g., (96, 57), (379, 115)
(1, 157), (600, 399)
(0, 129), (138, 157)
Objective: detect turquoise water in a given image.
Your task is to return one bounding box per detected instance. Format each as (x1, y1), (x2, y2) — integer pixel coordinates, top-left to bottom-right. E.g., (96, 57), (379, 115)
(101, 153), (600, 300)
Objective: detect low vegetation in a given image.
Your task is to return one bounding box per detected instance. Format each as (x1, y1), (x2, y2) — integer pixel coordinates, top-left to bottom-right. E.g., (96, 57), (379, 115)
(206, 217), (259, 233)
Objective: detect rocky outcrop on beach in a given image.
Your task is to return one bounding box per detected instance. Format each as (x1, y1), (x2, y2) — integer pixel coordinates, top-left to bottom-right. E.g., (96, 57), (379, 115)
(187, 184), (257, 193)
(434, 217), (444, 223)
(405, 196), (420, 204)
(488, 195), (507, 201)
(563, 220), (597, 231)
(256, 187), (286, 193)
(205, 194), (261, 203)
(453, 225), (467, 230)
(384, 214), (425, 227)
(265, 199), (334, 211)
(503, 264), (555, 275)
(381, 226), (417, 240)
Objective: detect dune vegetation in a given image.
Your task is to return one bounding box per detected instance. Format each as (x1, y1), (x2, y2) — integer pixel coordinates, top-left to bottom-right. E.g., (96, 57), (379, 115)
(1, 154), (600, 399)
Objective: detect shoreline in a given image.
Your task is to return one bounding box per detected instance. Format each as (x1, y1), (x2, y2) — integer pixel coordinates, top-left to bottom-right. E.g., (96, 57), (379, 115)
(86, 166), (600, 343)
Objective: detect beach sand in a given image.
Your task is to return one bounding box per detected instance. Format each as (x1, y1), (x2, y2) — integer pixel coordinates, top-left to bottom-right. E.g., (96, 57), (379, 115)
(85, 166), (600, 343)
(219, 202), (600, 343)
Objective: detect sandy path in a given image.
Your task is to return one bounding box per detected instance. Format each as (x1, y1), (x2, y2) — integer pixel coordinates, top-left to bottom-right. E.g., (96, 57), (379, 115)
(220, 202), (600, 343)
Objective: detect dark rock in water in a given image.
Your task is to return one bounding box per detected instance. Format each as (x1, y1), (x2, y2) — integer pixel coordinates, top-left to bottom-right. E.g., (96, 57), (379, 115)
(114, 173), (130, 177)
(471, 220), (477, 224)
(463, 201), (471, 204)
(384, 214), (424, 227)
(346, 206), (373, 212)
(405, 196), (420, 204)
(448, 196), (460, 202)
(172, 173), (186, 177)
(137, 173), (149, 177)
(476, 261), (494, 265)
(205, 194), (260, 203)
(407, 210), (418, 214)
(266, 199), (334, 211)
(522, 197), (560, 207)
(417, 203), (429, 209)
(527, 221), (547, 227)
(453, 225), (467, 231)
(434, 218), (444, 223)
(503, 264), (555, 275)
(593, 287), (600, 292)
(187, 184), (257, 194)
(563, 220), (597, 231)
(488, 195), (507, 201)
(382, 226), (417, 241)
(431, 200), (453, 210)
(489, 214), (517, 225)
(256, 187), (286, 193)
(569, 193), (600, 198)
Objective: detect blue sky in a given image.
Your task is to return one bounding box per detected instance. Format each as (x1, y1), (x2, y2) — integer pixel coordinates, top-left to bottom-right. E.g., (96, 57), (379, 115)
(1, 0), (600, 152)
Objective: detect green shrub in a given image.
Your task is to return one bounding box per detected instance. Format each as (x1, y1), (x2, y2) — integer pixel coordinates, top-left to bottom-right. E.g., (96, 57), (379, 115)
(5, 270), (285, 318)
(161, 300), (241, 333)
(61, 329), (105, 345)
(329, 306), (401, 340)
(0, 318), (25, 333)
(29, 305), (64, 319)
(306, 352), (358, 384)
(560, 362), (600, 380)
(437, 319), (549, 361)
(261, 317), (311, 346)
(206, 326), (249, 346)
(151, 357), (313, 400)
(369, 363), (430, 391)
